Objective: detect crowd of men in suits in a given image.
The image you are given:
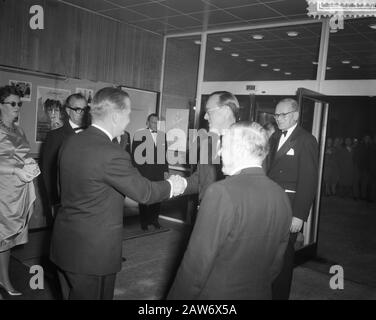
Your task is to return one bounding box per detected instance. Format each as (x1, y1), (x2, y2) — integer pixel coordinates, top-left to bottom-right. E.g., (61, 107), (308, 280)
(39, 88), (319, 300)
(323, 135), (376, 202)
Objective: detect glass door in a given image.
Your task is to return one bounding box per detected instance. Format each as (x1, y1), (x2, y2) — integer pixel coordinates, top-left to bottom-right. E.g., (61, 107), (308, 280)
(295, 88), (329, 263)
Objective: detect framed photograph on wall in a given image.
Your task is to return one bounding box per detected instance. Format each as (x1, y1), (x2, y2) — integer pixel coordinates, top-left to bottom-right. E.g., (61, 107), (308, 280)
(76, 87), (94, 106)
(35, 86), (71, 142)
(9, 79), (32, 101)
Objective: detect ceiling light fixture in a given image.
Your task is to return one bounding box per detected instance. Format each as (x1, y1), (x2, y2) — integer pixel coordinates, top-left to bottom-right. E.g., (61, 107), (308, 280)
(369, 24), (376, 29)
(231, 53), (239, 57)
(284, 72), (292, 75)
(330, 29), (338, 33)
(221, 37), (232, 42)
(352, 65), (360, 69)
(252, 34), (264, 40)
(213, 47), (223, 51)
(273, 68), (281, 71)
(312, 61), (318, 65)
(194, 40), (201, 45)
(287, 31), (299, 37)
(246, 58), (255, 62)
(326, 67), (331, 70)
(342, 60), (351, 64)
(260, 63), (268, 67)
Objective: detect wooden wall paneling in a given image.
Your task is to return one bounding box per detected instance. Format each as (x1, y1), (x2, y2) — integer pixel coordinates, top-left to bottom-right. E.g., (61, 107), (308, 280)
(0, 0), (163, 91)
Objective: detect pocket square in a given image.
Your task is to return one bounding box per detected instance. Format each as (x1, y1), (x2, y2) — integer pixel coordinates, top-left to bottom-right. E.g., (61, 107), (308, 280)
(287, 148), (295, 156)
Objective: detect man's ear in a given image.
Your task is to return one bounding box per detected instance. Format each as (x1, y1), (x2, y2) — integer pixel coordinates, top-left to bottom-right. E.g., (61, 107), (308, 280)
(111, 111), (119, 124)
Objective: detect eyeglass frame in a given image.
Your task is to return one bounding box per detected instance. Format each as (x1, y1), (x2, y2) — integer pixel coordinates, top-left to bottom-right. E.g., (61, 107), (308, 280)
(273, 110), (297, 119)
(2, 101), (23, 108)
(67, 106), (89, 114)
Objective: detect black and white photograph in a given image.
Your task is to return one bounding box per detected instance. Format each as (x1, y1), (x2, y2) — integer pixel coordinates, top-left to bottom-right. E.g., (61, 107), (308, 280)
(35, 86), (71, 142)
(1, 0), (376, 305)
(9, 80), (32, 101)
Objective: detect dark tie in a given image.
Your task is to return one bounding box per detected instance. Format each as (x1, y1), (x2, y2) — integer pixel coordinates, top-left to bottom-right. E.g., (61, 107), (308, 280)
(112, 137), (119, 144)
(282, 130), (287, 137)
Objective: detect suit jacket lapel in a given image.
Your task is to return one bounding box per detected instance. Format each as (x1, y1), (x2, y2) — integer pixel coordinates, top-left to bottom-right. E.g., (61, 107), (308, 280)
(271, 126), (301, 168)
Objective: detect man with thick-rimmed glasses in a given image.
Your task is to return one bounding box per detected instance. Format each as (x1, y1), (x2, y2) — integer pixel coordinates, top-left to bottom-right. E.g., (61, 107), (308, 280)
(41, 93), (89, 216)
(267, 98), (319, 300)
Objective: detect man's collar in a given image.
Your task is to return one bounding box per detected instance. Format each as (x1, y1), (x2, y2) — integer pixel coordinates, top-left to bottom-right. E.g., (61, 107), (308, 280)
(286, 123), (298, 135)
(229, 162), (263, 176)
(91, 124), (113, 141)
(69, 119), (80, 129)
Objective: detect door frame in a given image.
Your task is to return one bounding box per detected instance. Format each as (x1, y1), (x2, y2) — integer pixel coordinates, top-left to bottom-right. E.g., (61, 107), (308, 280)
(294, 87), (330, 265)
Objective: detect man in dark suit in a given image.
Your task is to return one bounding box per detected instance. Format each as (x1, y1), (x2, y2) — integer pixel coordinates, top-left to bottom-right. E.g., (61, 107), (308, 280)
(267, 98), (319, 300)
(41, 93), (89, 215)
(167, 122), (292, 300)
(183, 91), (240, 203)
(132, 113), (168, 230)
(50, 87), (185, 300)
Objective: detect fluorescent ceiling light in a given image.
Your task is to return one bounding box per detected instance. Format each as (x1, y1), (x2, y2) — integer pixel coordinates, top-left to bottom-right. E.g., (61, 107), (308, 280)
(287, 31), (299, 37)
(284, 72), (292, 75)
(252, 34), (264, 40)
(273, 68), (280, 71)
(214, 47), (223, 51)
(221, 37), (232, 42)
(231, 53), (239, 57)
(194, 40), (201, 45)
(312, 61), (318, 65)
(352, 65), (360, 69)
(342, 60), (351, 64)
(326, 67), (331, 70)
(246, 58), (255, 62)
(260, 63), (268, 67)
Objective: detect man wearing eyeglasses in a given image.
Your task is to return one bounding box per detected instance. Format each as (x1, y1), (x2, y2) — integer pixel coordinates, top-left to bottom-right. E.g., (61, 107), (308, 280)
(182, 92), (240, 213)
(267, 98), (318, 300)
(41, 93), (89, 216)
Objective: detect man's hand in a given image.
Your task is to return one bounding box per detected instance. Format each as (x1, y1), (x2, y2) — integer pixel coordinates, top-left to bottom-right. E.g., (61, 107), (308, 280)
(290, 217), (303, 233)
(168, 175), (187, 197)
(14, 167), (35, 183)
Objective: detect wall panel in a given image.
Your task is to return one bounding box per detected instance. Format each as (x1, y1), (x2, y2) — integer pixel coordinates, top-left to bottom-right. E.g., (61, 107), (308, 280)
(0, 0), (163, 91)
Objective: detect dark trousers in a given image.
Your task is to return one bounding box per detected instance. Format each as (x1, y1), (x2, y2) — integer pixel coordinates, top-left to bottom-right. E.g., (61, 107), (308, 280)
(57, 268), (116, 300)
(139, 203), (161, 228)
(272, 232), (298, 300)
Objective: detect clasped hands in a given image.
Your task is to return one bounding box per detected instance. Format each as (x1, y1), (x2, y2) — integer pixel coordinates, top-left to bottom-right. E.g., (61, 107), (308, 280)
(167, 174), (187, 197)
(15, 158), (41, 183)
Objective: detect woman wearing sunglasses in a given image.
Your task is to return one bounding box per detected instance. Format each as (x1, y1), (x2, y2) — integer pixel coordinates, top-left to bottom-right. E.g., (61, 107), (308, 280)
(0, 85), (39, 297)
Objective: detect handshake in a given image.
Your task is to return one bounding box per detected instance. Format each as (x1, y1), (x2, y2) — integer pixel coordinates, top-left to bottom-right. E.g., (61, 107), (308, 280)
(167, 174), (187, 197)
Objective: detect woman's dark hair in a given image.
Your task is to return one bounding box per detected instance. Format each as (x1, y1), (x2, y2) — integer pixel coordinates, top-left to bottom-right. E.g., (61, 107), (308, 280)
(43, 99), (63, 113)
(0, 85), (23, 104)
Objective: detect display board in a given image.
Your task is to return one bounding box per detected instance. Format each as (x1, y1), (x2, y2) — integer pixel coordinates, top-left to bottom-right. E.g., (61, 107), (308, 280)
(0, 67), (158, 155)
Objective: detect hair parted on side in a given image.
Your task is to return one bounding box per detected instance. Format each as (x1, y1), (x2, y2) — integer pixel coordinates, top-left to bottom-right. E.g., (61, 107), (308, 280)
(229, 121), (269, 161)
(210, 91), (240, 120)
(90, 87), (130, 121)
(147, 113), (158, 122)
(277, 98), (299, 112)
(65, 93), (87, 108)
